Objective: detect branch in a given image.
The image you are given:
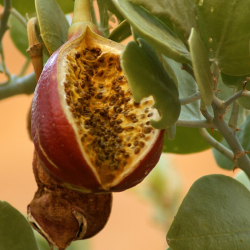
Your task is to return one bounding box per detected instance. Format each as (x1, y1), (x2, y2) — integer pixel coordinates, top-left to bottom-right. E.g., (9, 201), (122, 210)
(181, 63), (195, 79)
(199, 128), (235, 162)
(0, 72), (36, 100)
(180, 92), (201, 105)
(176, 119), (213, 128)
(9, 7), (27, 27)
(0, 0), (12, 42)
(213, 105), (250, 178)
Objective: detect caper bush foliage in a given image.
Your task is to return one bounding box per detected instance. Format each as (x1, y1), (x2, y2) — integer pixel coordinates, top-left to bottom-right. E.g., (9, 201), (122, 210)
(1, 0), (250, 250)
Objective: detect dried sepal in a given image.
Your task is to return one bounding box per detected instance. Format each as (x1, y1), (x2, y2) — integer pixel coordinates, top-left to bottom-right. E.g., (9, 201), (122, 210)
(28, 152), (112, 250)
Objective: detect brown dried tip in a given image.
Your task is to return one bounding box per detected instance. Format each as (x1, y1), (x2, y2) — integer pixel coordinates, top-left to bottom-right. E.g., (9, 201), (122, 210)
(28, 152), (112, 250)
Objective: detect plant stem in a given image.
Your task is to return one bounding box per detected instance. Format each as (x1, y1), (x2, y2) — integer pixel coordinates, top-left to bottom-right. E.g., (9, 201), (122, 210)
(213, 106), (250, 178)
(199, 128), (234, 162)
(0, 73), (36, 100)
(9, 7), (27, 27)
(228, 100), (240, 133)
(97, 0), (110, 37)
(176, 119), (213, 128)
(179, 92), (201, 105)
(72, 0), (92, 25)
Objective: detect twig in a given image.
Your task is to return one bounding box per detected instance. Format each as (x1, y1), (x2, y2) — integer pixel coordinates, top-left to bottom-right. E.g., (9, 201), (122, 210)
(228, 100), (240, 133)
(176, 119), (213, 128)
(0, 72), (36, 100)
(199, 128), (235, 162)
(9, 7), (27, 27)
(213, 105), (250, 178)
(97, 0), (110, 37)
(180, 92), (201, 105)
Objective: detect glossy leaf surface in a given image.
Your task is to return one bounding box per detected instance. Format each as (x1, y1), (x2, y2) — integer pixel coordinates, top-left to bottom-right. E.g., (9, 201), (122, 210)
(35, 0), (70, 54)
(113, 0), (190, 63)
(130, 0), (198, 37)
(121, 39), (181, 129)
(195, 0), (250, 76)
(9, 14), (29, 58)
(0, 201), (39, 250)
(167, 175), (250, 250)
(0, 0), (74, 15)
(189, 28), (214, 106)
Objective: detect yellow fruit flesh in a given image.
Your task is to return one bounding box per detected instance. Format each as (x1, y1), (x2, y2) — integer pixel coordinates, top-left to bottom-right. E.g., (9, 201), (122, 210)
(62, 37), (157, 185)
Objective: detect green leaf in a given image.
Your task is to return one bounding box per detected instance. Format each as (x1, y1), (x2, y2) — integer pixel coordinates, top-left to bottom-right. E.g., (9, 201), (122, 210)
(167, 175), (250, 250)
(9, 14), (29, 58)
(0, 201), (39, 250)
(129, 0), (199, 37)
(162, 56), (222, 153)
(235, 171), (250, 192)
(221, 72), (247, 88)
(108, 20), (131, 43)
(195, 0), (250, 76)
(189, 28), (214, 106)
(0, 0), (74, 15)
(121, 38), (181, 129)
(112, 0), (190, 63)
(35, 0), (70, 54)
(163, 127), (222, 154)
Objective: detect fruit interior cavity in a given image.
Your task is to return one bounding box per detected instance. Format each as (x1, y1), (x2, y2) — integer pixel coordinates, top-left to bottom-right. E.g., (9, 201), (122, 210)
(61, 34), (158, 186)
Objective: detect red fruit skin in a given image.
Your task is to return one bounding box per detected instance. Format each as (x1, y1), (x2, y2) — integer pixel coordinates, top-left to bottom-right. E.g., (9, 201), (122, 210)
(31, 48), (102, 193)
(110, 130), (165, 192)
(32, 41), (165, 193)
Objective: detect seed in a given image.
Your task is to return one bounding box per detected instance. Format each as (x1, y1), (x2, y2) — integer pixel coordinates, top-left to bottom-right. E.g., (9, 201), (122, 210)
(119, 90), (125, 96)
(116, 63), (122, 72)
(99, 84), (104, 89)
(134, 141), (139, 146)
(116, 107), (123, 113)
(143, 127), (152, 134)
(134, 101), (140, 106)
(146, 121), (150, 125)
(114, 85), (121, 92)
(132, 118), (139, 123)
(148, 113), (153, 117)
(127, 143), (131, 147)
(96, 70), (104, 77)
(139, 133), (145, 138)
(116, 119), (123, 124)
(134, 147), (140, 154)
(98, 57), (105, 63)
(110, 121), (115, 127)
(124, 126), (134, 131)
(116, 137), (122, 142)
(64, 82), (70, 88)
(75, 52), (80, 59)
(122, 160), (127, 166)
(124, 97), (131, 102)
(114, 126), (123, 133)
(139, 141), (145, 148)
(144, 108), (149, 113)
(124, 153), (130, 158)
(117, 76), (124, 82)
(95, 93), (103, 99)
(109, 101), (115, 106)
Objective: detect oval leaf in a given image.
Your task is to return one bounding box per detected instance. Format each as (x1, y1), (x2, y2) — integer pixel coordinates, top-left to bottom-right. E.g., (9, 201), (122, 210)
(121, 38), (181, 129)
(167, 175), (250, 250)
(129, 0), (199, 37)
(112, 0), (190, 63)
(195, 0), (250, 76)
(0, 0), (73, 15)
(0, 201), (39, 250)
(35, 0), (70, 54)
(189, 28), (214, 106)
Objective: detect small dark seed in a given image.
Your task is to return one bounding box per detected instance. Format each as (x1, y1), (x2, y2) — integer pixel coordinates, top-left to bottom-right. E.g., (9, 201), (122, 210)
(124, 153), (130, 158)
(139, 133), (145, 138)
(134, 147), (140, 154)
(134, 141), (139, 146)
(95, 93), (103, 99)
(139, 141), (145, 148)
(132, 118), (139, 123)
(119, 90), (125, 96)
(99, 84), (104, 89)
(96, 70), (104, 77)
(116, 119), (123, 124)
(98, 57), (105, 63)
(75, 52), (80, 59)
(146, 121), (150, 125)
(112, 80), (116, 85)
(115, 126), (123, 133)
(124, 97), (131, 102)
(117, 76), (124, 82)
(110, 121), (115, 127)
(127, 143), (131, 147)
(148, 113), (153, 117)
(143, 127), (152, 134)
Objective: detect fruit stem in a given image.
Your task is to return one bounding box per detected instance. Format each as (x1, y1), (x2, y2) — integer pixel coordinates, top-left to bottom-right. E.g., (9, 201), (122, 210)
(72, 0), (92, 25)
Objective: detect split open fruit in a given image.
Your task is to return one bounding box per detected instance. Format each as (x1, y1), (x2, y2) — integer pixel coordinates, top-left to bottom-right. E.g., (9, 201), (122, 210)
(31, 27), (164, 193)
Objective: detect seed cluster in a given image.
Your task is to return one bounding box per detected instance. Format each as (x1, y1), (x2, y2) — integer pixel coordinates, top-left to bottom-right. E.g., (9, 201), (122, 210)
(63, 45), (156, 183)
